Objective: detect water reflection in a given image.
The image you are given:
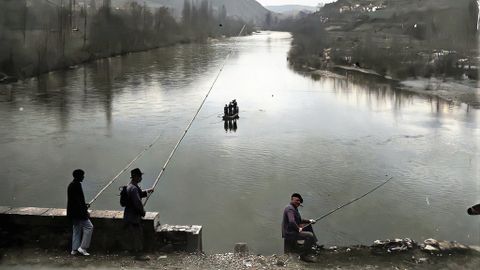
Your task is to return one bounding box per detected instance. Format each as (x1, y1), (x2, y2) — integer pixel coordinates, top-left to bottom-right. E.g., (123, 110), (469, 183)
(309, 71), (467, 115)
(224, 119), (238, 133)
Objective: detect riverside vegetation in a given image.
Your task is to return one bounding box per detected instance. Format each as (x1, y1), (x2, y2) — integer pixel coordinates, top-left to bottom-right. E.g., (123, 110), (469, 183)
(286, 0), (479, 81)
(0, 0), (252, 80)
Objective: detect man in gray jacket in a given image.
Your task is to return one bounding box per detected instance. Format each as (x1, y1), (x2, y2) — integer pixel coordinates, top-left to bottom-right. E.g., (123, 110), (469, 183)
(282, 193), (318, 262)
(123, 168), (154, 260)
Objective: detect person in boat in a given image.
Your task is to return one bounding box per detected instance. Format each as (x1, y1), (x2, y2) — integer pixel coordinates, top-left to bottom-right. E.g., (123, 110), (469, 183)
(228, 102), (234, 116)
(232, 99), (238, 114)
(123, 168), (154, 260)
(67, 169), (93, 256)
(282, 193), (318, 262)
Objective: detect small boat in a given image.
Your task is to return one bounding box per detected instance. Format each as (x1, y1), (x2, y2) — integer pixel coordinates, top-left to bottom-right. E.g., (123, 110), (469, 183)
(223, 113), (239, 120)
(223, 99), (239, 120)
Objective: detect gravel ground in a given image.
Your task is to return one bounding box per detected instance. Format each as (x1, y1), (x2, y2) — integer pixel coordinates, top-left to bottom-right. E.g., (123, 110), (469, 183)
(1, 245), (479, 270)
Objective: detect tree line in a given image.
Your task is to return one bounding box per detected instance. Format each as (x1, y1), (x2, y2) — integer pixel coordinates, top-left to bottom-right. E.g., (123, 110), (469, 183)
(286, 0), (479, 80)
(0, 0), (251, 79)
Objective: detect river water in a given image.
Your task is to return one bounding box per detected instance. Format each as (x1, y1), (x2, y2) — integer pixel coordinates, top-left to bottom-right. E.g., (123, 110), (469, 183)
(0, 32), (479, 254)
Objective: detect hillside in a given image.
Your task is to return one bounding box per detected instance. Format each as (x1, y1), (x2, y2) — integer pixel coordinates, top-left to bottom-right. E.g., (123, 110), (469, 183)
(265, 5), (317, 14)
(265, 5), (317, 18)
(111, 0), (270, 24)
(318, 0), (478, 46)
(289, 0), (479, 80)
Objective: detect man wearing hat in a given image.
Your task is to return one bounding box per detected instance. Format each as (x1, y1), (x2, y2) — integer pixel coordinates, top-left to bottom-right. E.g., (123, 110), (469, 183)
(282, 193), (318, 262)
(123, 168), (154, 260)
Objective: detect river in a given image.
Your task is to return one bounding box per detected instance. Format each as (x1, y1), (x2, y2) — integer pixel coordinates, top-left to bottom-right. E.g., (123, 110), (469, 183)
(0, 32), (478, 254)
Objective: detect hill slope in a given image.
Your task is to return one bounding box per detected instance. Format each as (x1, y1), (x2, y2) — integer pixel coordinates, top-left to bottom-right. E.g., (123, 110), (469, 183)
(265, 5), (317, 14)
(112, 0), (270, 24)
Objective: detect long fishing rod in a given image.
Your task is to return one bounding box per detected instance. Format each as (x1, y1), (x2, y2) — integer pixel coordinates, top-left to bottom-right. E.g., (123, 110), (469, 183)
(88, 26), (246, 206)
(143, 24), (247, 206)
(302, 176), (394, 230)
(88, 133), (165, 206)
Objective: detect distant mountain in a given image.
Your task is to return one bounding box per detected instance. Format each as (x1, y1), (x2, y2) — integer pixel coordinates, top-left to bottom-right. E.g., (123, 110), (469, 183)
(111, 0), (270, 24)
(265, 5), (317, 15)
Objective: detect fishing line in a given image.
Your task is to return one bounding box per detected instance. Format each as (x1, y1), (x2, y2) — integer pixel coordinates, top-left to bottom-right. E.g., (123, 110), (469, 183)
(143, 24), (247, 206)
(302, 176), (394, 230)
(88, 132), (165, 205)
(89, 25), (247, 206)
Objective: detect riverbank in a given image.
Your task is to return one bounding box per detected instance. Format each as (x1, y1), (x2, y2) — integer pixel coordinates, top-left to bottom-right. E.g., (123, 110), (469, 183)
(305, 64), (480, 108)
(0, 2), (252, 85)
(2, 241), (480, 269)
(0, 38), (211, 85)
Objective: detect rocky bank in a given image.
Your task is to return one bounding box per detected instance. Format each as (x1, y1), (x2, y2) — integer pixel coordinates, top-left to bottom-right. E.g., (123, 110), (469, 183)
(1, 238), (479, 269)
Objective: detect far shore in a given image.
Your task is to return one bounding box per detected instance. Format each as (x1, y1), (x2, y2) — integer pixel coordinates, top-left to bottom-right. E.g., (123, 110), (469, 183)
(0, 38), (215, 86)
(306, 64), (480, 108)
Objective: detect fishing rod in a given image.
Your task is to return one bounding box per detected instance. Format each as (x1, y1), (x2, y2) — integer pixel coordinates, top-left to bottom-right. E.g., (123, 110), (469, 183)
(302, 176), (394, 230)
(143, 24), (247, 206)
(87, 133), (164, 206)
(88, 25), (246, 207)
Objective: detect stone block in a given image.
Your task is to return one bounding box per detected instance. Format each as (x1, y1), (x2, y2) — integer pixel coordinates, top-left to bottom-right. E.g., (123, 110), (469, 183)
(6, 207), (50, 216)
(0, 206), (12, 214)
(234, 242), (249, 254)
(157, 224), (203, 253)
(42, 208), (66, 217)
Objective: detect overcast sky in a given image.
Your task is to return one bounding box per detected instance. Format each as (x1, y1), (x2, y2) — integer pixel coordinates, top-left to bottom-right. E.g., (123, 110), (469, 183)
(256, 0), (336, 7)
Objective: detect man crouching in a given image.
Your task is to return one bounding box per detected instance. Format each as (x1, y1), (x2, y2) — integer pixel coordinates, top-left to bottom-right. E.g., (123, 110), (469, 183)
(282, 193), (318, 262)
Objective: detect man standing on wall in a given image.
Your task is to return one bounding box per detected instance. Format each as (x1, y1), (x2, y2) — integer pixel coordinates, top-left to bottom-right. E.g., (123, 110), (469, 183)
(123, 168), (154, 261)
(67, 169), (94, 256)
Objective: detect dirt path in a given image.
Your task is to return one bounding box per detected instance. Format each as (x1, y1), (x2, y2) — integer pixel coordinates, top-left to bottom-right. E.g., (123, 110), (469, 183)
(1, 246), (479, 270)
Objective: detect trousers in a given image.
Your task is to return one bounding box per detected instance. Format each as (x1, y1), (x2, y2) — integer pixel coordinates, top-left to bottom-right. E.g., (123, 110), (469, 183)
(72, 218), (93, 251)
(125, 222), (144, 254)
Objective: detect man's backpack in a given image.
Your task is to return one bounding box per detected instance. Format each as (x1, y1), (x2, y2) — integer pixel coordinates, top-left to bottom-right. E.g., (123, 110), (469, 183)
(119, 186), (128, 207)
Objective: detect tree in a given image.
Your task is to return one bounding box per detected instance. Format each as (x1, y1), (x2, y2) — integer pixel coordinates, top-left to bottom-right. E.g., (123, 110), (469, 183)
(89, 0), (96, 12)
(265, 11), (272, 28)
(182, 0), (191, 27)
(219, 4), (227, 22)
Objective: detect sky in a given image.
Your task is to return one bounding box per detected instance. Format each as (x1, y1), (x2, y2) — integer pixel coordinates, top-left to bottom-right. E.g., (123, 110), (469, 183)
(256, 0), (336, 7)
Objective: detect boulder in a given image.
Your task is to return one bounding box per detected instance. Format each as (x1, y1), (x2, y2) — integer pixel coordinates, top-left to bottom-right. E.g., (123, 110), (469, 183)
(234, 243), (249, 255)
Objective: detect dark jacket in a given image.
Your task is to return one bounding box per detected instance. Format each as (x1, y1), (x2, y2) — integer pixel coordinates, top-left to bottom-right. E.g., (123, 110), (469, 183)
(67, 180), (89, 220)
(123, 182), (147, 224)
(282, 204), (308, 239)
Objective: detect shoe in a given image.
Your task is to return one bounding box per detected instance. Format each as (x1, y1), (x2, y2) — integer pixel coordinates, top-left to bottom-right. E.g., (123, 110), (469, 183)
(70, 250), (78, 255)
(300, 254), (318, 263)
(134, 255), (151, 261)
(77, 247), (90, 256)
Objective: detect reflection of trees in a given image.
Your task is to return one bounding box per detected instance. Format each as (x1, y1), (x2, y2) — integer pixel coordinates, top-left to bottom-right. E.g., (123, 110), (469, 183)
(312, 71), (456, 114)
(89, 59), (118, 128)
(1, 34), (230, 134)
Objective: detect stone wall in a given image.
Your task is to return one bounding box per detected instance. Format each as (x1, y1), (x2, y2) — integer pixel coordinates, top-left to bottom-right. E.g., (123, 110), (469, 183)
(0, 206), (202, 253)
